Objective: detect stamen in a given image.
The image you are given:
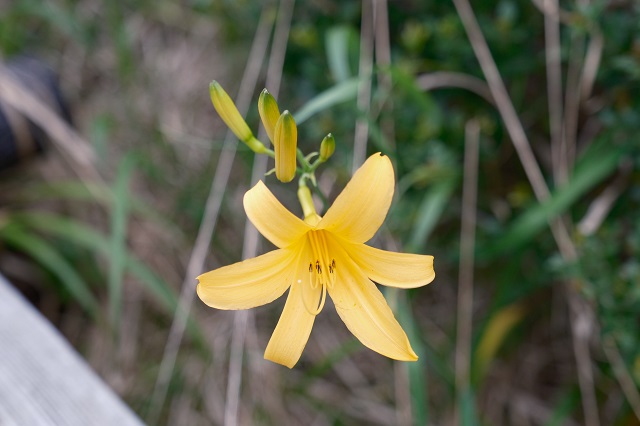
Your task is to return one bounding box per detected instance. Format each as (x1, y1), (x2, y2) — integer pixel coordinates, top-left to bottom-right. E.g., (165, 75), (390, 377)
(303, 231), (337, 311)
(308, 263), (317, 289)
(328, 259), (336, 288)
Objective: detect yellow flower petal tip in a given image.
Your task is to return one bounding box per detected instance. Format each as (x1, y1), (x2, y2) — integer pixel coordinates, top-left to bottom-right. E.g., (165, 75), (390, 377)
(258, 89), (281, 143)
(197, 153), (435, 367)
(274, 110), (297, 183)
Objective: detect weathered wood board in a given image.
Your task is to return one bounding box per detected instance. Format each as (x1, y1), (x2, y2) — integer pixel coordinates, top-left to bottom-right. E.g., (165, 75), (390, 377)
(0, 274), (145, 426)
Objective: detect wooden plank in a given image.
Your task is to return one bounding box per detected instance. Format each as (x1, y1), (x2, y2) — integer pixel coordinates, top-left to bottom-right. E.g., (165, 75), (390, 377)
(0, 274), (145, 426)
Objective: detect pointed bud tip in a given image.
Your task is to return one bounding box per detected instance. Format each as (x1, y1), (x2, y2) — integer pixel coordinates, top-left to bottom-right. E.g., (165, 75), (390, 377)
(209, 81), (254, 143)
(258, 89), (281, 142)
(319, 133), (336, 161)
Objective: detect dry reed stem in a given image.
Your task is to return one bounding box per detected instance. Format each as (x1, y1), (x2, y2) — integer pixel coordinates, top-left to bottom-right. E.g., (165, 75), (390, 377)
(530, 0), (574, 22)
(602, 338), (640, 421)
(563, 31), (584, 180)
(454, 120), (480, 425)
(374, 0), (396, 151)
(147, 8), (274, 424)
(567, 294), (600, 426)
(451, 0), (576, 256)
(371, 0), (412, 422)
(580, 28), (603, 103)
(352, 0), (374, 173)
(577, 162), (631, 236)
(224, 0), (295, 424)
(543, 0), (566, 185)
(416, 72), (495, 105)
(450, 1), (601, 424)
(576, 159), (640, 421)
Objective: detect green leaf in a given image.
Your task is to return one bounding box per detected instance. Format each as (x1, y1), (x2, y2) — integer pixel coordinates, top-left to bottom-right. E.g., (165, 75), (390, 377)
(0, 223), (99, 316)
(108, 155), (135, 328)
(325, 26), (353, 82)
(293, 78), (360, 125)
(483, 140), (625, 259)
(408, 176), (457, 251)
(396, 294), (429, 426)
(11, 181), (184, 242)
(459, 387), (479, 426)
(10, 212), (178, 314)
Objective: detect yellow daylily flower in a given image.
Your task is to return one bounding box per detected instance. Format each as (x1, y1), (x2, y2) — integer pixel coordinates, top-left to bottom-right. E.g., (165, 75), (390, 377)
(197, 153), (435, 368)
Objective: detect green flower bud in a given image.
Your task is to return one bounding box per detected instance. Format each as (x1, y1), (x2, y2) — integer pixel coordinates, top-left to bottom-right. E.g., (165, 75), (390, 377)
(209, 81), (254, 143)
(319, 133), (335, 161)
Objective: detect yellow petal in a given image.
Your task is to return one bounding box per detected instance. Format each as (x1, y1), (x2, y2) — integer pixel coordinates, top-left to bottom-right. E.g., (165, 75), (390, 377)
(319, 153), (394, 243)
(327, 241), (418, 361)
(346, 243), (435, 288)
(264, 243), (320, 368)
(244, 181), (311, 248)
(196, 248), (295, 310)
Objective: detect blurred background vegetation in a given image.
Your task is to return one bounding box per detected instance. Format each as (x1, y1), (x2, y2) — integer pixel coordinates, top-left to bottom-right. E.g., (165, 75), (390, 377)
(0, 0), (639, 424)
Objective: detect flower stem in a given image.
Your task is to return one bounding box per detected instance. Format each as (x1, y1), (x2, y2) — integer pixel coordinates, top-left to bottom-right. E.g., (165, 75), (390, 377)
(297, 178), (317, 220)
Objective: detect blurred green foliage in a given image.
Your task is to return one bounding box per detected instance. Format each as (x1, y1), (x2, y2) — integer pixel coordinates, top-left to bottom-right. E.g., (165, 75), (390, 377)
(1, 0), (639, 425)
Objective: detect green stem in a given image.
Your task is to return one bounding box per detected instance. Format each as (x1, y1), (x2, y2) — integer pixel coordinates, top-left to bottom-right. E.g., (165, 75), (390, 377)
(297, 178), (317, 219)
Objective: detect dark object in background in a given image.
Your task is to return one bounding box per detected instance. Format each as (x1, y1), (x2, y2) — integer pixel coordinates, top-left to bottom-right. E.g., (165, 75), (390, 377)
(0, 56), (71, 171)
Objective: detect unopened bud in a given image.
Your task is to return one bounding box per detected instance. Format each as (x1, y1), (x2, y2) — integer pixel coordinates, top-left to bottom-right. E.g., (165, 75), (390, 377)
(319, 133), (335, 161)
(258, 89), (280, 143)
(209, 81), (254, 143)
(274, 110), (297, 183)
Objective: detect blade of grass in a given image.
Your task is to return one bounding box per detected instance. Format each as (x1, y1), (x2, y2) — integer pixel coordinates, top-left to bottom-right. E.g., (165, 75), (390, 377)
(396, 294), (431, 426)
(472, 303), (527, 384)
(10, 212), (179, 319)
(455, 120), (480, 425)
(408, 176), (457, 251)
(459, 387), (479, 426)
(0, 223), (99, 316)
(12, 181), (182, 239)
(325, 26), (353, 83)
(483, 140), (624, 259)
(108, 154), (135, 329)
(352, 0), (374, 172)
(293, 77), (360, 125)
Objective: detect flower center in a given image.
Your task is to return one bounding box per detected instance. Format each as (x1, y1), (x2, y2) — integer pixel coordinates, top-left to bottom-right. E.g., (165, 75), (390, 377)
(302, 230), (336, 316)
